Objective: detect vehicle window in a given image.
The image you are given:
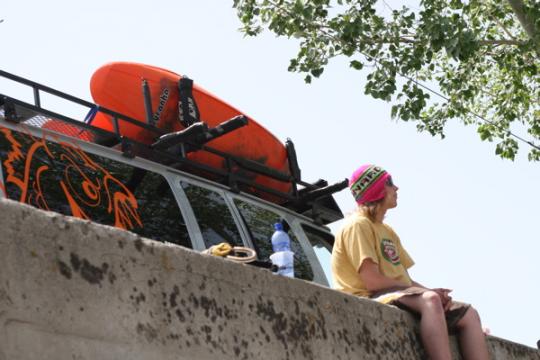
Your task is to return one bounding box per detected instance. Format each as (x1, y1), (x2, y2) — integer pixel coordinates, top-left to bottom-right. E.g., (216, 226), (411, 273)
(181, 181), (243, 248)
(0, 128), (191, 247)
(302, 225), (334, 286)
(126, 169), (190, 247)
(234, 198), (314, 281)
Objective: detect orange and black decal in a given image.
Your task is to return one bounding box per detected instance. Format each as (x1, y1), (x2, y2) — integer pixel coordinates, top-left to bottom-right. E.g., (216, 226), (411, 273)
(0, 126), (142, 231)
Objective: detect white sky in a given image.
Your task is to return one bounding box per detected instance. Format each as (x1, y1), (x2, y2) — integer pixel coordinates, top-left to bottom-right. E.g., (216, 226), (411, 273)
(1, 0), (539, 349)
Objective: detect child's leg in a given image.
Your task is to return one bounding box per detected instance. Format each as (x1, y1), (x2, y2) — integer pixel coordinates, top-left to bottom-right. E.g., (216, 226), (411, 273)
(455, 307), (490, 360)
(397, 291), (452, 360)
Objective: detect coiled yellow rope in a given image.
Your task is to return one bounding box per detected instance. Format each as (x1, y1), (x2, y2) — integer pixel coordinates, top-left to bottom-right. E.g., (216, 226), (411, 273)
(202, 242), (257, 263)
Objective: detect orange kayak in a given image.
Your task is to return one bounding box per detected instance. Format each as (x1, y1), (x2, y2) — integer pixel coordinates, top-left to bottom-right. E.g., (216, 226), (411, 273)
(89, 62), (292, 200)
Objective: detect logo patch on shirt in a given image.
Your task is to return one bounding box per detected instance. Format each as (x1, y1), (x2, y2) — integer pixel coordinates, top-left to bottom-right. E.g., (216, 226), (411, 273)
(381, 239), (400, 265)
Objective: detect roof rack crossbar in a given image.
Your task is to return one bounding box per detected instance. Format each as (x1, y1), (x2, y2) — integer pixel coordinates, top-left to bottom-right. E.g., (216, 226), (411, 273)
(297, 178), (348, 203)
(0, 96), (117, 139)
(152, 115), (248, 152)
(0, 70), (96, 109)
(152, 122), (207, 150)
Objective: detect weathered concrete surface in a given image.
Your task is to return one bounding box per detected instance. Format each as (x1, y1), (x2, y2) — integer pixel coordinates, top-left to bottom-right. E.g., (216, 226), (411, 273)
(0, 198), (537, 360)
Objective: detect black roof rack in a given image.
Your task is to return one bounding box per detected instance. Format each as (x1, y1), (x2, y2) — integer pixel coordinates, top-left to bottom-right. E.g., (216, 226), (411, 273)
(0, 69), (346, 224)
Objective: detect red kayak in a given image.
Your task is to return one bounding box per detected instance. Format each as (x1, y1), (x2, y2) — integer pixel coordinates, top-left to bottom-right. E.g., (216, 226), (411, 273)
(89, 62), (292, 201)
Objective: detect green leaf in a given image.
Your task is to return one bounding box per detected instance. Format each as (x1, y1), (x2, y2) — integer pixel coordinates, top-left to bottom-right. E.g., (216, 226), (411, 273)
(350, 60), (363, 70)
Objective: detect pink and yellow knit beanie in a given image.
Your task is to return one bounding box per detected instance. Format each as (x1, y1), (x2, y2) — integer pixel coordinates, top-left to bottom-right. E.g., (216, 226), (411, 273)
(349, 164), (391, 205)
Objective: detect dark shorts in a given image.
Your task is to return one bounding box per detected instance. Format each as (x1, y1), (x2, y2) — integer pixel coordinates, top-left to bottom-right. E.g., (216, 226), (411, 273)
(370, 286), (470, 333)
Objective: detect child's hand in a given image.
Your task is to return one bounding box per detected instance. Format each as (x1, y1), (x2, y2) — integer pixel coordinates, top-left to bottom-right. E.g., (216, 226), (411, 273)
(432, 288), (453, 311)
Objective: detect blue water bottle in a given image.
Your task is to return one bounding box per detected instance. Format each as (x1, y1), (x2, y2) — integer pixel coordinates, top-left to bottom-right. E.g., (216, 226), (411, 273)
(271, 222), (290, 252)
(270, 222), (294, 277)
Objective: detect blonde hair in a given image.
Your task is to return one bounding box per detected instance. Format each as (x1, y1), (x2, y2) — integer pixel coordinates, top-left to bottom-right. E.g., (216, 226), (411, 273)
(357, 199), (384, 222)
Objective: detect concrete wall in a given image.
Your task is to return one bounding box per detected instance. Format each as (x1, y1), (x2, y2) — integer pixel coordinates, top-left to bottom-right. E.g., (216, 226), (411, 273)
(0, 198), (537, 360)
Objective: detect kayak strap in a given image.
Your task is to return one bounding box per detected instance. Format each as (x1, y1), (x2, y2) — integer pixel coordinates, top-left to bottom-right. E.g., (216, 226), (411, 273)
(178, 76), (200, 127)
(83, 105), (99, 125)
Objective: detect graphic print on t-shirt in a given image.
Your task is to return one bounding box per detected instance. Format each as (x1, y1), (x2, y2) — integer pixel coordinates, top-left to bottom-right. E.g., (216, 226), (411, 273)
(380, 238), (400, 265)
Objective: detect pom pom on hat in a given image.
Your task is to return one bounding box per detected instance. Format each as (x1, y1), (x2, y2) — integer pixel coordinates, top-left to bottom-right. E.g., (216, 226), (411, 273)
(349, 164), (391, 205)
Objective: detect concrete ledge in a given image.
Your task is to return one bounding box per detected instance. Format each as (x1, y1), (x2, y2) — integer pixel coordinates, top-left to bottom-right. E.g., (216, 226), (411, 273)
(0, 198), (537, 359)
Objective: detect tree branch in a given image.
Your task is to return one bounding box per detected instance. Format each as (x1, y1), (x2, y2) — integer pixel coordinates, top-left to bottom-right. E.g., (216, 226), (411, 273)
(506, 0), (540, 51)
(493, 16), (519, 41)
(478, 39), (526, 46)
(357, 37), (523, 46)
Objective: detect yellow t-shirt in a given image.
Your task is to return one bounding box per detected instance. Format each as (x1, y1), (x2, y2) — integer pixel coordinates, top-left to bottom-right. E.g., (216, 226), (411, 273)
(331, 213), (414, 297)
